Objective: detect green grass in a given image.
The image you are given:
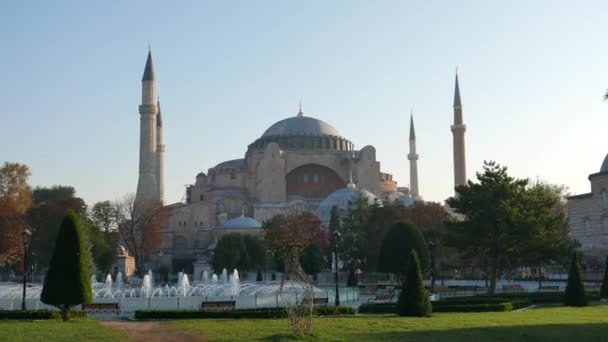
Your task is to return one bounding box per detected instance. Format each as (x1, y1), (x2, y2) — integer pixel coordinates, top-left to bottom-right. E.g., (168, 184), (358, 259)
(169, 305), (608, 341)
(0, 318), (119, 342)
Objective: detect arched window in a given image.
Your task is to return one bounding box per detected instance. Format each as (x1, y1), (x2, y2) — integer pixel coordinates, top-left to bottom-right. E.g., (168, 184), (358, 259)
(602, 190), (608, 209)
(174, 235), (187, 250)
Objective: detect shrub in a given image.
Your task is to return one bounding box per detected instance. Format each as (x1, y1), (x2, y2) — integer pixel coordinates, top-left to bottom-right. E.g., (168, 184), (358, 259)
(40, 210), (92, 321)
(432, 302), (514, 313)
(396, 250), (431, 317)
(564, 250), (587, 307)
(0, 310), (87, 320)
(134, 306), (355, 320)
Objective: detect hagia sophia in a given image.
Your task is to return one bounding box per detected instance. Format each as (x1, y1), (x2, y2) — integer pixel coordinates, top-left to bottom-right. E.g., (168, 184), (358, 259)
(133, 50), (468, 275)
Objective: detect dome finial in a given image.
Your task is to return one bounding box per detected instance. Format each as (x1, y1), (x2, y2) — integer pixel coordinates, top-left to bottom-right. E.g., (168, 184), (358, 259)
(297, 99), (303, 117)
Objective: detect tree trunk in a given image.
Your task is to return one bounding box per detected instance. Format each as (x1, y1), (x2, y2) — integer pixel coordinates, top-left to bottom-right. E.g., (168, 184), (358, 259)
(537, 266), (543, 290)
(61, 305), (71, 321)
(488, 258), (499, 295)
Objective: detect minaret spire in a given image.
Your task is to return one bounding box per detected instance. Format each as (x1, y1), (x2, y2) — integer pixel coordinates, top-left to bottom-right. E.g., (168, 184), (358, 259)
(408, 110), (419, 197)
(297, 100), (303, 117)
(136, 49), (160, 205)
(451, 70), (467, 189)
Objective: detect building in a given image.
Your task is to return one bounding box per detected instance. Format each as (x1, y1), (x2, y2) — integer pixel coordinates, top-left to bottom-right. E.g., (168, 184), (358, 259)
(567, 155), (608, 255)
(133, 50), (466, 275)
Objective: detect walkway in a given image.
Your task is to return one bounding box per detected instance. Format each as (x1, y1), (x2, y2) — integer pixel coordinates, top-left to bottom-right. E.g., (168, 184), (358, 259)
(100, 321), (205, 342)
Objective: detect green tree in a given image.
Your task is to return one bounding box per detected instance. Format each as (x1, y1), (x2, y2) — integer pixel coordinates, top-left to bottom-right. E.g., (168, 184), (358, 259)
(397, 250), (431, 317)
(600, 256), (608, 299)
(212, 233), (264, 274)
(340, 194), (370, 272)
(32, 185), (75, 205)
(377, 222), (429, 283)
(300, 243), (324, 280)
(446, 161), (529, 295)
(564, 250), (587, 307)
(90, 200), (117, 235)
(40, 210), (92, 320)
(361, 201), (408, 273)
(327, 205), (341, 269)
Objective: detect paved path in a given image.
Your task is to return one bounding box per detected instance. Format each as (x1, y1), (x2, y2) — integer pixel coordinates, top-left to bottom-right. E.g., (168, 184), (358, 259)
(100, 321), (205, 342)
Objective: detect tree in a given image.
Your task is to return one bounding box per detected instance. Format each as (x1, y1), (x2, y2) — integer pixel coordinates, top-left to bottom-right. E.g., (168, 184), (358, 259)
(600, 256), (608, 300)
(263, 212), (326, 336)
(32, 185), (75, 205)
(90, 201), (118, 235)
(327, 205), (341, 269)
(300, 243), (324, 280)
(564, 250), (587, 307)
(377, 222), (429, 283)
(40, 210), (92, 320)
(0, 162), (32, 214)
(114, 194), (167, 275)
(446, 161), (529, 295)
(212, 233), (264, 274)
(397, 250), (432, 317)
(340, 194), (371, 275)
(0, 202), (27, 273)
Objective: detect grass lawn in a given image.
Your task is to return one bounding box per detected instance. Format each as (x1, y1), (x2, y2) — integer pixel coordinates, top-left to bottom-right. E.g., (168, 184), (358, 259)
(169, 305), (608, 342)
(0, 318), (120, 342)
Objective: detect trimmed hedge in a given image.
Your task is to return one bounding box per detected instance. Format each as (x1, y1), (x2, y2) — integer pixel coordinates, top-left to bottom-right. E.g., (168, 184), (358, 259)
(135, 306), (355, 320)
(0, 310), (87, 320)
(358, 303), (396, 314)
(433, 302), (514, 313)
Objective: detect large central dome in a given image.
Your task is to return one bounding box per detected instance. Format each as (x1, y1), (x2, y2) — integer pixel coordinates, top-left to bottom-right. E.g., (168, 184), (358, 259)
(262, 115), (342, 137)
(248, 110), (353, 152)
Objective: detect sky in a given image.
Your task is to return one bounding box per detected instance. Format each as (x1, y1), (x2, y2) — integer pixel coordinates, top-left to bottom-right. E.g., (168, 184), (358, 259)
(1, 1), (608, 206)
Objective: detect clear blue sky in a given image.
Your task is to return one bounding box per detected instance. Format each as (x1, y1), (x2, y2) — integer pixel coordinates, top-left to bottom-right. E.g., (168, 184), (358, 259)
(1, 1), (607, 205)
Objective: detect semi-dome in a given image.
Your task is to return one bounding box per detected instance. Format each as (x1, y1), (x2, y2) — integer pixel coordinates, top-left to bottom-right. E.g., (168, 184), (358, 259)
(601, 154), (608, 173)
(262, 115), (342, 137)
(315, 186), (378, 221)
(221, 215), (262, 229)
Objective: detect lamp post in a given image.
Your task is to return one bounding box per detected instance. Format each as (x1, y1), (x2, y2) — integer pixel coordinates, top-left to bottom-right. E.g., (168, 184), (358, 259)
(428, 240), (436, 290)
(21, 228), (32, 311)
(332, 230), (341, 306)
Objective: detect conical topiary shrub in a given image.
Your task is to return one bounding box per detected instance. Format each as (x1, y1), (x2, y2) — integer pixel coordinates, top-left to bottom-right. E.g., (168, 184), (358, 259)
(397, 250), (432, 317)
(600, 256), (608, 300)
(564, 250), (587, 307)
(40, 210), (92, 320)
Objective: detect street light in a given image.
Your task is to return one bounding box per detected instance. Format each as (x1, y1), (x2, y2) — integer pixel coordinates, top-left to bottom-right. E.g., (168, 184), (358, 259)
(428, 240), (436, 290)
(21, 228), (32, 311)
(332, 230), (341, 306)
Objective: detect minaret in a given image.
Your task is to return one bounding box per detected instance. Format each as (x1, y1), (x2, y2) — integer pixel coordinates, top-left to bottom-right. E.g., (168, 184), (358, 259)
(156, 99), (165, 204)
(135, 49), (159, 205)
(451, 71), (467, 188)
(408, 112), (419, 197)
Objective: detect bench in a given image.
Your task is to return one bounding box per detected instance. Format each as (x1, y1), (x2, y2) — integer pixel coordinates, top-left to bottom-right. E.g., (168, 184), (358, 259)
(539, 285), (560, 292)
(301, 297), (329, 306)
(368, 294), (394, 303)
(82, 303), (119, 311)
(502, 284), (524, 292)
(200, 301), (236, 310)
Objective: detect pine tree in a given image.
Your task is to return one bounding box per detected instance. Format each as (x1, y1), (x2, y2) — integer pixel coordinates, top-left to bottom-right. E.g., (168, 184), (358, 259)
(600, 256), (608, 299)
(564, 250), (587, 307)
(40, 210), (92, 320)
(397, 250), (432, 317)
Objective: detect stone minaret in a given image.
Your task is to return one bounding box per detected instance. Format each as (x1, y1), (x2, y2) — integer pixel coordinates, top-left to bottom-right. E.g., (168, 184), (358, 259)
(408, 113), (419, 197)
(156, 99), (165, 204)
(135, 49), (159, 204)
(451, 72), (467, 188)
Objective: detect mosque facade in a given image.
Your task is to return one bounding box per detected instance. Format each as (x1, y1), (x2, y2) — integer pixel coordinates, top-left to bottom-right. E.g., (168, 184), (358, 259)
(134, 51), (467, 274)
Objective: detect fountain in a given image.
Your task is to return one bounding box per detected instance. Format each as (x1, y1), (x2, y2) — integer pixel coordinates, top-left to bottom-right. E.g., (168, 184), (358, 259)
(105, 274), (112, 294)
(116, 272), (123, 291)
(221, 268), (228, 285)
(202, 270), (209, 284)
(142, 270), (153, 298)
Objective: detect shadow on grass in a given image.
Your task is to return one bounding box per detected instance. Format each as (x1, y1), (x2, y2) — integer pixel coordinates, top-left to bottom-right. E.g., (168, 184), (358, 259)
(344, 323), (608, 342)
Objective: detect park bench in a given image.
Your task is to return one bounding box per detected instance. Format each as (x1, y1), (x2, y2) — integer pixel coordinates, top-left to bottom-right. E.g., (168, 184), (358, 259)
(539, 285), (560, 292)
(82, 303), (119, 311)
(431, 285), (450, 293)
(200, 300), (236, 310)
(301, 297), (329, 306)
(368, 294), (394, 303)
(502, 284), (524, 293)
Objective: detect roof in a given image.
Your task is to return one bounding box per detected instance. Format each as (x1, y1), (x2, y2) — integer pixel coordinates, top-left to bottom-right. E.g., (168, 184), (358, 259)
(262, 115), (342, 138)
(142, 50), (155, 81)
(601, 154), (608, 173)
(215, 159), (246, 169)
(454, 73), (462, 107)
(409, 114), (416, 140)
(156, 100), (162, 126)
(315, 187), (378, 221)
(221, 215), (262, 229)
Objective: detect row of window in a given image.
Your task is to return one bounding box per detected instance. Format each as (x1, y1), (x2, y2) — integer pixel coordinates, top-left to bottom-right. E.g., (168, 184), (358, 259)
(302, 173), (321, 183)
(176, 220), (205, 227)
(583, 217), (608, 235)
